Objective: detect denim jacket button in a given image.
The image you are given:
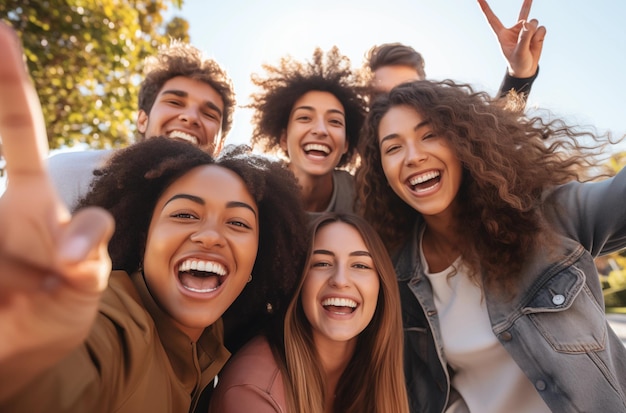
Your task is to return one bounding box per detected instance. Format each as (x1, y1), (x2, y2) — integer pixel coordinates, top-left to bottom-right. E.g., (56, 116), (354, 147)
(535, 380), (547, 391)
(499, 331), (512, 341)
(552, 294), (565, 305)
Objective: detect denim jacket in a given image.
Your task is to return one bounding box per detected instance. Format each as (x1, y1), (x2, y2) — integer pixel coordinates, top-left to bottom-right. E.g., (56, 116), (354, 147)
(396, 169), (626, 413)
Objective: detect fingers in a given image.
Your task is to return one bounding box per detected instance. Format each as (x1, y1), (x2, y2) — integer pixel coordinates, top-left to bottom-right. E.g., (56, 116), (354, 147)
(58, 207), (115, 292)
(517, 0), (533, 22)
(477, 0), (504, 33)
(0, 21), (48, 177)
(529, 24), (547, 60)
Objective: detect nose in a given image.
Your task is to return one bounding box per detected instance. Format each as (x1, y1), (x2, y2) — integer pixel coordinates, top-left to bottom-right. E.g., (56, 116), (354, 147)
(328, 263), (349, 288)
(404, 140), (427, 166)
(178, 106), (200, 127)
(189, 221), (225, 248)
(311, 116), (329, 137)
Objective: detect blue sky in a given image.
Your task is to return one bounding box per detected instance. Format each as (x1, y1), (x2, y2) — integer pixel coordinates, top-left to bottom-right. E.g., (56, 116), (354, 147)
(166, 0), (626, 153)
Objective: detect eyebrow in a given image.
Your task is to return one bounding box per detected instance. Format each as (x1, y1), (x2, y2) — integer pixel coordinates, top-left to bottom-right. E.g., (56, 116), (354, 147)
(313, 249), (372, 258)
(292, 105), (345, 117)
(163, 194), (257, 218)
(161, 89), (223, 119)
(379, 119), (430, 145)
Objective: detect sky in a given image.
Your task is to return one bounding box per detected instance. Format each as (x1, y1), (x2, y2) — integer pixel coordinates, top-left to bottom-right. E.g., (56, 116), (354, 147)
(165, 0), (626, 153)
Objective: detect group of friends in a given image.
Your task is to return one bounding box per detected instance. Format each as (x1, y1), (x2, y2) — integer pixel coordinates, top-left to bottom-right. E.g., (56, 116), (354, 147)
(1, 1), (626, 412)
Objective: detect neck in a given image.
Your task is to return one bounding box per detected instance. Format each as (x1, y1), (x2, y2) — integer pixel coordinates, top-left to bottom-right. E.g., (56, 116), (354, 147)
(315, 337), (355, 412)
(422, 216), (461, 273)
(290, 165), (334, 212)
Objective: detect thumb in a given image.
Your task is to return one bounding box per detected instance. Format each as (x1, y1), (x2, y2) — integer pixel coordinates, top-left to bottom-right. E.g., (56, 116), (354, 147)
(57, 207), (115, 292)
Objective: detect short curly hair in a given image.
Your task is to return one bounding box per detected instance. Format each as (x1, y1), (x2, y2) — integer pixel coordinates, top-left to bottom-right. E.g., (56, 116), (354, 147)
(248, 47), (367, 168)
(77, 137), (308, 351)
(138, 40), (236, 138)
(357, 80), (609, 292)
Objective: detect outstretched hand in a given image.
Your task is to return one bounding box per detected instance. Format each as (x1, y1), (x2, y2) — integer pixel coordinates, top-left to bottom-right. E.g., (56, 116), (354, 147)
(478, 0), (547, 78)
(0, 21), (114, 400)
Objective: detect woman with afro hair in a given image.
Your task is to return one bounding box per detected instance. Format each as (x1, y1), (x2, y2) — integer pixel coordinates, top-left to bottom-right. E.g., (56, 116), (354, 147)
(248, 47), (367, 217)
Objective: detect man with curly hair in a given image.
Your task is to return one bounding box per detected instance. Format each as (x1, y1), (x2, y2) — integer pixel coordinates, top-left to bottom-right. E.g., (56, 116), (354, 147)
(248, 47), (367, 217)
(47, 40), (236, 210)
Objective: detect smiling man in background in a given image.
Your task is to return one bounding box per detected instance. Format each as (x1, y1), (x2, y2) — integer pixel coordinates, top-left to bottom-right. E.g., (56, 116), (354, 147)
(47, 40), (235, 210)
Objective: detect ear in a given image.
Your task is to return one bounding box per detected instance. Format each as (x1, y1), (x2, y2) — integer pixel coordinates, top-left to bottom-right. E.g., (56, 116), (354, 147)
(279, 130), (288, 153)
(136, 110), (148, 135)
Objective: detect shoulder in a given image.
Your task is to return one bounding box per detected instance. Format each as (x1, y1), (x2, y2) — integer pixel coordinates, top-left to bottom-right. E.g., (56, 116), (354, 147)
(48, 149), (114, 170)
(210, 336), (286, 413)
(333, 169), (355, 188)
(218, 336), (280, 386)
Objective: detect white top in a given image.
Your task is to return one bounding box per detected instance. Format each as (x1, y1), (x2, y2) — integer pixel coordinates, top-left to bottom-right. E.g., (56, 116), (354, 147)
(47, 149), (114, 210)
(419, 234), (550, 413)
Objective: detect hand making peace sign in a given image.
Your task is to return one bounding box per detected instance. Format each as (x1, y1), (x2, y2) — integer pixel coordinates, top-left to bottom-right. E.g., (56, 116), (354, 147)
(478, 0), (547, 78)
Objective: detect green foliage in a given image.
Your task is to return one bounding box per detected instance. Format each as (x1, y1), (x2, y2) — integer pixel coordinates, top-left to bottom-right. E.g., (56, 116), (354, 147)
(0, 0), (188, 149)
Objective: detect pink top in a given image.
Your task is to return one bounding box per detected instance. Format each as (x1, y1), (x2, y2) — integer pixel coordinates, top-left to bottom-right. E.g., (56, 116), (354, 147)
(209, 335), (287, 413)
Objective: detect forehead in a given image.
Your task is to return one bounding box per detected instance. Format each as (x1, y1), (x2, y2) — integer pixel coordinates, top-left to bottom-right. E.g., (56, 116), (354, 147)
(378, 105), (425, 138)
(372, 65), (422, 93)
(313, 222), (367, 251)
(292, 90), (344, 113)
(158, 76), (224, 110)
(158, 164), (256, 211)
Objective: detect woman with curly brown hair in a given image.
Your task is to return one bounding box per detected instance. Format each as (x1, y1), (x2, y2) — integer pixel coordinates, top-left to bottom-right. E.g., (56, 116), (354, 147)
(209, 213), (409, 413)
(356, 80), (626, 413)
(248, 47), (367, 217)
(0, 27), (307, 411)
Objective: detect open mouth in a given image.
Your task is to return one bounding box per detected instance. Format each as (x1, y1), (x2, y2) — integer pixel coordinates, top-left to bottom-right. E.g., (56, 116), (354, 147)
(178, 259), (226, 293)
(408, 170), (441, 192)
(303, 143), (331, 157)
(321, 297), (358, 315)
(168, 130), (200, 146)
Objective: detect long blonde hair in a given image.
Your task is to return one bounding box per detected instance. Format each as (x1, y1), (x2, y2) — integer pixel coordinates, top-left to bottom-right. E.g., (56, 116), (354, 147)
(282, 213), (409, 413)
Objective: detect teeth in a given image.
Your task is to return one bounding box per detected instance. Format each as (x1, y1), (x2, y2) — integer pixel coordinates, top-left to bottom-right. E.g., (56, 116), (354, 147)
(168, 130), (199, 145)
(409, 170), (440, 186)
(178, 259), (226, 276)
(321, 297), (357, 308)
(303, 143), (331, 154)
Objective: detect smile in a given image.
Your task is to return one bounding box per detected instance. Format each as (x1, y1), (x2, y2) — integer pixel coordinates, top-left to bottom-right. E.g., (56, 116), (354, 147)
(178, 259), (227, 293)
(303, 143), (331, 156)
(168, 130), (200, 146)
(322, 297), (358, 314)
(408, 170), (441, 193)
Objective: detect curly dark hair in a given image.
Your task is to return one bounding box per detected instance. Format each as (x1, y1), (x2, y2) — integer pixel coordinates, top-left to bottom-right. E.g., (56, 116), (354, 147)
(248, 47), (367, 168)
(77, 137), (308, 351)
(357, 80), (611, 292)
(138, 40), (236, 138)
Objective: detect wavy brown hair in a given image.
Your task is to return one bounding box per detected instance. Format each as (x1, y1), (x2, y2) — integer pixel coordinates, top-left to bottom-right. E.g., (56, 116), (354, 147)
(357, 80), (612, 292)
(248, 47), (367, 169)
(281, 213), (409, 413)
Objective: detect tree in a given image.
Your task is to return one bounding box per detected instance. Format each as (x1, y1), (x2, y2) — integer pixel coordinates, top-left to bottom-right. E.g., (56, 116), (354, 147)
(0, 0), (188, 150)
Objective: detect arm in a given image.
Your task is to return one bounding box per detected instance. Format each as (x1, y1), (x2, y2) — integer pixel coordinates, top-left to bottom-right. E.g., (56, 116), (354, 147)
(477, 0), (547, 99)
(0, 21), (114, 402)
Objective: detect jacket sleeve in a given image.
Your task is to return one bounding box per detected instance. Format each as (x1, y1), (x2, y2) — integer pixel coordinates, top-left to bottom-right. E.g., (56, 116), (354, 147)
(544, 166), (626, 256)
(497, 68), (539, 101)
